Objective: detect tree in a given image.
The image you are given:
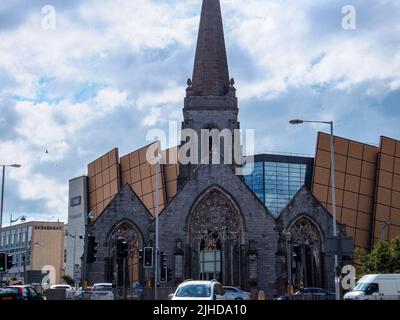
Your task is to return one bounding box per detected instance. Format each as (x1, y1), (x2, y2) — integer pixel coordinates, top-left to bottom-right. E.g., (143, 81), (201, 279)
(357, 236), (400, 277)
(62, 275), (75, 286)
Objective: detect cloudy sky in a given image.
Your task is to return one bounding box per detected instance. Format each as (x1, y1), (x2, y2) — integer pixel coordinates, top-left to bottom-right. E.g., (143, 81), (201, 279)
(0, 0), (399, 223)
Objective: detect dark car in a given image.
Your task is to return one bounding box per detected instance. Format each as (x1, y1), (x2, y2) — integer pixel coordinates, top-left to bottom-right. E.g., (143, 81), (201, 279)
(296, 288), (335, 300)
(0, 285), (43, 301)
(274, 288), (335, 300)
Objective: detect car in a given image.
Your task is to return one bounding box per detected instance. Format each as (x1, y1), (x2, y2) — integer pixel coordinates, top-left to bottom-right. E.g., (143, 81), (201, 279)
(169, 280), (226, 301)
(1, 285), (43, 301)
(295, 288), (335, 300)
(273, 294), (290, 301)
(223, 286), (251, 300)
(274, 288), (335, 300)
(74, 286), (92, 300)
(49, 284), (74, 300)
(90, 283), (114, 300)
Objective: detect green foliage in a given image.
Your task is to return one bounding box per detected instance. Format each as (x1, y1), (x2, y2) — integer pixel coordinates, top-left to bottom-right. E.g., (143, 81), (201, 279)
(357, 237), (400, 276)
(62, 274), (75, 286)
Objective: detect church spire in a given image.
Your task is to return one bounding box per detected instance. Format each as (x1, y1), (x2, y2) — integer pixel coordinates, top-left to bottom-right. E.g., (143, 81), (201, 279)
(190, 0), (230, 96)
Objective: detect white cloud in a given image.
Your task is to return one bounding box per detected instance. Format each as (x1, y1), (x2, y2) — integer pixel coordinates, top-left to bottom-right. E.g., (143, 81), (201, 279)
(19, 173), (68, 216)
(95, 88), (130, 112)
(224, 0), (400, 99)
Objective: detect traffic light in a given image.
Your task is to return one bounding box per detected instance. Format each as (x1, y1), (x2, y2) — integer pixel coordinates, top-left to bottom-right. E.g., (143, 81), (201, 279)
(143, 247), (153, 268)
(160, 251), (167, 269)
(160, 267), (167, 283)
(86, 235), (98, 264)
(7, 255), (14, 270)
(138, 249), (144, 264)
(167, 268), (173, 282)
(0, 253), (6, 273)
(116, 237), (129, 259)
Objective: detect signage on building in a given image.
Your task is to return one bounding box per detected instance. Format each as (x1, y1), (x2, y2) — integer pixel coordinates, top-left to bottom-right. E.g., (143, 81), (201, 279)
(70, 196), (82, 207)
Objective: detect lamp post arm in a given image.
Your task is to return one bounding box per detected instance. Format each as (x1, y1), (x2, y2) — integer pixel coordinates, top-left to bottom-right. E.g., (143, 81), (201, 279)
(10, 216), (27, 224)
(302, 120), (333, 125)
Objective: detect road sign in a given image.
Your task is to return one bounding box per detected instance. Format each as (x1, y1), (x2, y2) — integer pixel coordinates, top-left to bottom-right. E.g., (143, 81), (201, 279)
(326, 236), (354, 256)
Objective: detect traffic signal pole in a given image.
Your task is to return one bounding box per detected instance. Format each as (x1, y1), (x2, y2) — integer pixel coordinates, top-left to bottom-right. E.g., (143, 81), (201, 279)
(154, 154), (159, 300)
(0, 166), (5, 288)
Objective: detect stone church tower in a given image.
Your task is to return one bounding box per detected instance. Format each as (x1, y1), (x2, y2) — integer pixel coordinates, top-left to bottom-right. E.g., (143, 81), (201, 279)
(178, 0), (240, 188)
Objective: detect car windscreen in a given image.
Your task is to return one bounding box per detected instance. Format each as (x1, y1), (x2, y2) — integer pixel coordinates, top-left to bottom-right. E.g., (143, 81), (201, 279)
(175, 285), (211, 298)
(353, 282), (370, 292)
(93, 285), (113, 292)
(0, 288), (18, 295)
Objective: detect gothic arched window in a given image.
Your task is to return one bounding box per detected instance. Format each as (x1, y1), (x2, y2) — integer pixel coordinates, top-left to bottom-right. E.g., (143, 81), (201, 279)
(188, 188), (243, 285)
(108, 220), (143, 288)
(288, 217), (323, 288)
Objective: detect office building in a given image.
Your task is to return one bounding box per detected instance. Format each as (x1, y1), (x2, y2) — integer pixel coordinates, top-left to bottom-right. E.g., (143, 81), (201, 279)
(0, 221), (65, 284)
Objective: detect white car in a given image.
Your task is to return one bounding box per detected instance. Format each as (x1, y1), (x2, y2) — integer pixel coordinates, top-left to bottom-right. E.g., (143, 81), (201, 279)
(223, 286), (251, 300)
(49, 284), (74, 300)
(169, 280), (226, 301)
(91, 283), (115, 300)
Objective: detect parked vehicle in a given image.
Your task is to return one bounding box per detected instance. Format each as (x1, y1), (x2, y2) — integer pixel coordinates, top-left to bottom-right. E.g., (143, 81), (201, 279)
(274, 288), (335, 300)
(74, 286), (92, 300)
(297, 287), (335, 300)
(1, 285), (43, 301)
(223, 286), (251, 300)
(344, 274), (400, 300)
(169, 280), (226, 300)
(49, 284), (74, 300)
(91, 283), (114, 300)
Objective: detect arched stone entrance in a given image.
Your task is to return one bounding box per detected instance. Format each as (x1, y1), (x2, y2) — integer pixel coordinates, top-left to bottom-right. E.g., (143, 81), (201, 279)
(107, 220), (143, 289)
(287, 216), (323, 289)
(187, 187), (244, 286)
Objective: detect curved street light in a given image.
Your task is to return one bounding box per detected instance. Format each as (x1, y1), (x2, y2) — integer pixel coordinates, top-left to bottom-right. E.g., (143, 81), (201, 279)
(8, 214), (28, 283)
(289, 119), (340, 300)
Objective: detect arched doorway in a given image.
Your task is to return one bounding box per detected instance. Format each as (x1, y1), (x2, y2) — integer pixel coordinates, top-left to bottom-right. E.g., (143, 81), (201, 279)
(107, 220), (143, 289)
(188, 187), (243, 286)
(287, 217), (323, 289)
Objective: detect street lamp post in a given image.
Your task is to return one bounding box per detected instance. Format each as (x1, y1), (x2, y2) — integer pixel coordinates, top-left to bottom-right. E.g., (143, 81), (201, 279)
(0, 164), (22, 240)
(0, 164), (21, 287)
(83, 211), (95, 289)
(154, 149), (161, 301)
(289, 119), (340, 300)
(9, 214), (27, 283)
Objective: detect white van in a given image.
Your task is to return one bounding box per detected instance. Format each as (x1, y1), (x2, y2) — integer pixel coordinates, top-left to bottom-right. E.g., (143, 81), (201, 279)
(344, 274), (400, 300)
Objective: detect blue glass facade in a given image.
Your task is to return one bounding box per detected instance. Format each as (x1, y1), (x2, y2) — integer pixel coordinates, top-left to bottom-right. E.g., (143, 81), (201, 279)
(243, 155), (314, 216)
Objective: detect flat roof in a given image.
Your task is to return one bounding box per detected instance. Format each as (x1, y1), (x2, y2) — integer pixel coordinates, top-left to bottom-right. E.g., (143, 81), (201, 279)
(247, 153), (314, 165)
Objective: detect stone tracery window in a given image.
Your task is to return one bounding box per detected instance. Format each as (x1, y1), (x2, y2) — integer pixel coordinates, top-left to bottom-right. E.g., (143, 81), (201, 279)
(108, 220), (143, 286)
(288, 216), (323, 288)
(189, 188), (243, 284)
(189, 189), (241, 243)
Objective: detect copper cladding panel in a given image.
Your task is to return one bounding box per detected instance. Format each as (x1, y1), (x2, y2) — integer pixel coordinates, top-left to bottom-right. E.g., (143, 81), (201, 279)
(87, 148), (120, 220)
(312, 132), (380, 249)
